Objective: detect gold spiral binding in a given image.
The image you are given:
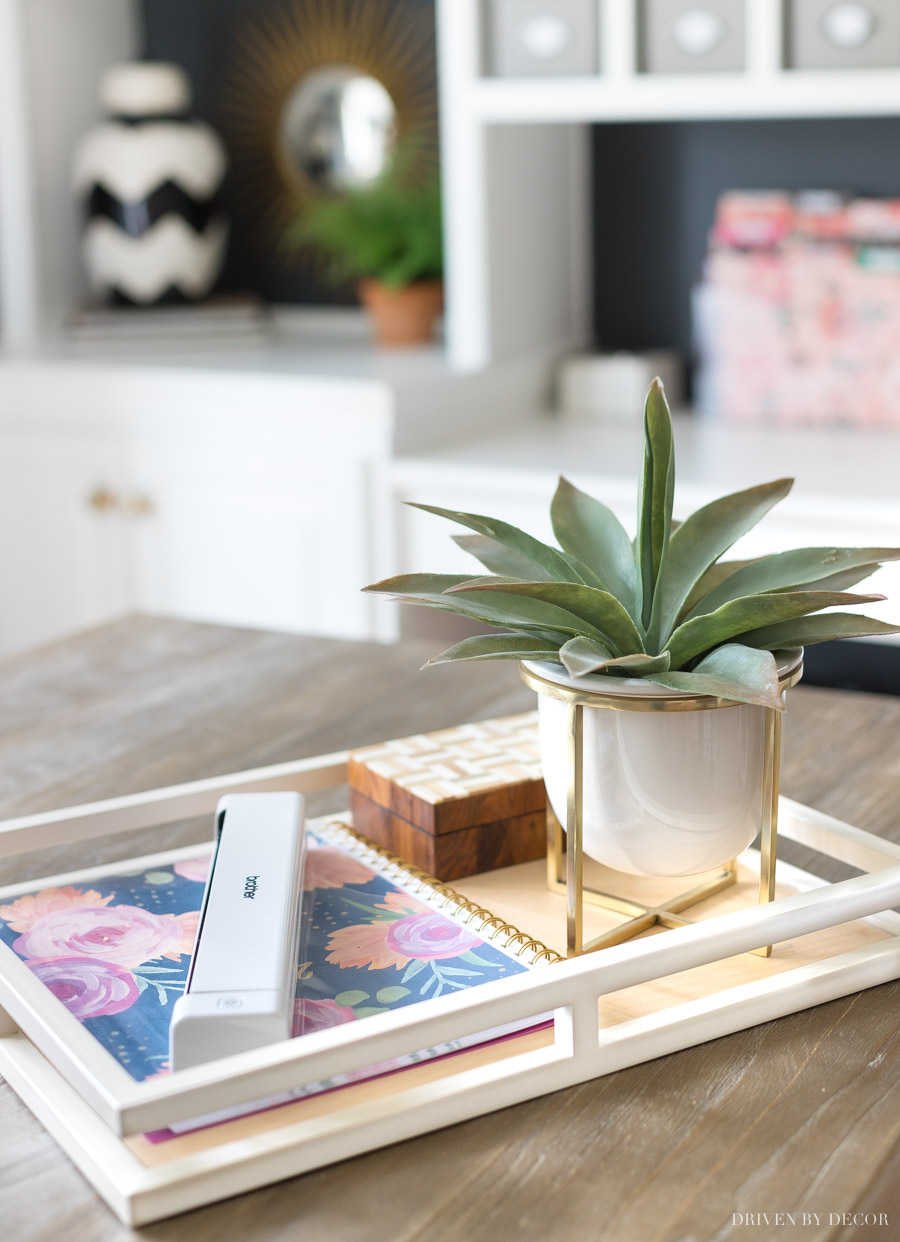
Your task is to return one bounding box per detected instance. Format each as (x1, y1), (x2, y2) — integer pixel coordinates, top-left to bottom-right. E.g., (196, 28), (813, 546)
(321, 821), (563, 966)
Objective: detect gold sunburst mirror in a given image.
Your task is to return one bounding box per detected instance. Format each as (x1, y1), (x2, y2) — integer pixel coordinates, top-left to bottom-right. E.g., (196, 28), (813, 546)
(224, 0), (437, 253)
(278, 67), (397, 192)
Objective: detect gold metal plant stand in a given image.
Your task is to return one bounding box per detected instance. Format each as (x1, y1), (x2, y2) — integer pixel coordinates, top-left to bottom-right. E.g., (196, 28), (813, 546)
(520, 659), (804, 959)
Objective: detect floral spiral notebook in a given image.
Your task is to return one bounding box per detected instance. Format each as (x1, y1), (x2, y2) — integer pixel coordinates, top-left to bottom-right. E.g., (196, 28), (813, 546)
(0, 820), (558, 1136)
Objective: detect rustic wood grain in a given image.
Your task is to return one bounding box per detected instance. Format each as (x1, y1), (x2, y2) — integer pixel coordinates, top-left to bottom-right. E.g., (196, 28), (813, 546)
(348, 789), (546, 880)
(0, 616), (898, 1242)
(347, 756), (545, 835)
(346, 716), (547, 879)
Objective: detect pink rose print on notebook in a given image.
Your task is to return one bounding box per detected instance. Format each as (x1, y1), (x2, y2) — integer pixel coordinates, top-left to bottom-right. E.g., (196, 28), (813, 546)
(324, 888), (489, 999)
(173, 856), (211, 884)
(0, 885), (114, 932)
(303, 841), (374, 891)
(0, 882), (202, 1056)
(293, 997), (358, 1035)
(12, 902), (198, 968)
(325, 920), (410, 971)
(26, 956), (139, 1019)
(385, 912), (482, 961)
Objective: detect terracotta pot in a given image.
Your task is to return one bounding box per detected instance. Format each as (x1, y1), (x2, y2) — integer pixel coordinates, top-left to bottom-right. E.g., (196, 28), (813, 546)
(359, 279), (443, 347)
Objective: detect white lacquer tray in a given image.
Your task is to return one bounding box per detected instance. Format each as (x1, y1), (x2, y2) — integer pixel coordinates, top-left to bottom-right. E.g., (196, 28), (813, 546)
(0, 748), (899, 1226)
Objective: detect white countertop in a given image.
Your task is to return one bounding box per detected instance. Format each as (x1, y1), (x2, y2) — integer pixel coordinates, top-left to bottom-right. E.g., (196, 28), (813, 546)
(4, 309), (448, 382)
(0, 312), (552, 456)
(395, 411), (900, 513)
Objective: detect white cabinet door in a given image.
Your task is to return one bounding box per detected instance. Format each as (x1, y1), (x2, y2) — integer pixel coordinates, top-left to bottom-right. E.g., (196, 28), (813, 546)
(127, 440), (373, 640)
(0, 428), (129, 656)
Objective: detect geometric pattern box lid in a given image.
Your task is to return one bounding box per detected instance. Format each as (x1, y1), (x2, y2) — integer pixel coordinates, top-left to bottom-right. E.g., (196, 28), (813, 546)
(349, 713), (547, 882)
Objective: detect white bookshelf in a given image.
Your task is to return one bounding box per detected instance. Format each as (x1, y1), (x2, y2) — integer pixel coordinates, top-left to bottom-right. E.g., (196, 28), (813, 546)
(472, 69), (900, 124)
(5, 0), (900, 371)
(437, 0), (900, 371)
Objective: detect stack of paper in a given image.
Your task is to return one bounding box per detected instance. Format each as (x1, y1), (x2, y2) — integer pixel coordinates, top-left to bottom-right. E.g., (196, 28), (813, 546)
(695, 191), (900, 427)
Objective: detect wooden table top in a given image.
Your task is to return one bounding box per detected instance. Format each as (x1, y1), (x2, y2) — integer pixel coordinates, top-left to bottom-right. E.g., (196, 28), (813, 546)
(0, 616), (898, 1242)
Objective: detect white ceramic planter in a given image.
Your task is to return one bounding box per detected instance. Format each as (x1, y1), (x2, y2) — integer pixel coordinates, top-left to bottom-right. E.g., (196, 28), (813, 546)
(524, 653), (803, 878)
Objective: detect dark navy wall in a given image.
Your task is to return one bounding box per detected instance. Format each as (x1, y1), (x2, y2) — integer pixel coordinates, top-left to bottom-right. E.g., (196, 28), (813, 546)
(140, 1), (300, 301)
(590, 116), (900, 363)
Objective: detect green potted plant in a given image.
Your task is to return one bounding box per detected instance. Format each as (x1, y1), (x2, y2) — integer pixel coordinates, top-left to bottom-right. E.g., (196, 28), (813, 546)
(365, 381), (900, 877)
(291, 165), (443, 347)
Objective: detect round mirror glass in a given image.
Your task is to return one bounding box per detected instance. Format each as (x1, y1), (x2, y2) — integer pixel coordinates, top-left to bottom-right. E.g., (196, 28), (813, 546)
(278, 66), (397, 192)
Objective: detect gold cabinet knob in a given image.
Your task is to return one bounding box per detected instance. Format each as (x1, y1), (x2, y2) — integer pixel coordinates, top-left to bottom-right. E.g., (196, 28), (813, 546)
(123, 494), (154, 518)
(87, 486), (119, 512)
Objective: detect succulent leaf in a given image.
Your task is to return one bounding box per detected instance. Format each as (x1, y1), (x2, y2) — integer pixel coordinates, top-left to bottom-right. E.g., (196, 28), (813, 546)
(452, 534), (556, 581)
(551, 477), (636, 612)
(363, 573), (480, 595)
(647, 478), (794, 649)
(424, 634), (562, 666)
(453, 533), (608, 591)
(447, 580), (644, 656)
(687, 546), (900, 618)
(791, 563), (883, 593)
(525, 626), (584, 645)
(558, 636), (612, 675)
(635, 379), (675, 629)
(679, 558), (761, 620)
(442, 575), (525, 589)
(383, 588), (613, 641)
(555, 554), (611, 591)
(739, 612), (900, 649)
(664, 590), (884, 669)
(601, 651), (672, 674)
(560, 637), (670, 678)
(646, 645), (784, 711)
(408, 503), (584, 583)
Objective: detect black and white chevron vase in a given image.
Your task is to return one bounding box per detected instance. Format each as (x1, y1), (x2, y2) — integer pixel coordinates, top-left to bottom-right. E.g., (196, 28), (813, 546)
(74, 63), (228, 306)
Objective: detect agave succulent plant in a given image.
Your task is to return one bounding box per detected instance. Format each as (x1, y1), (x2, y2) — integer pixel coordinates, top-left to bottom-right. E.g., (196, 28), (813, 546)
(366, 380), (900, 710)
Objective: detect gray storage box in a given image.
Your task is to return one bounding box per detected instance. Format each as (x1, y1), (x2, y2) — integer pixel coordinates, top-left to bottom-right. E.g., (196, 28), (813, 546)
(641, 0), (745, 73)
(788, 1), (900, 70)
(486, 0), (598, 77)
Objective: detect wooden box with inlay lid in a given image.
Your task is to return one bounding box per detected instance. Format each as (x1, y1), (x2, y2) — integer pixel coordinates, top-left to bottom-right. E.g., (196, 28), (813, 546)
(348, 713), (546, 881)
